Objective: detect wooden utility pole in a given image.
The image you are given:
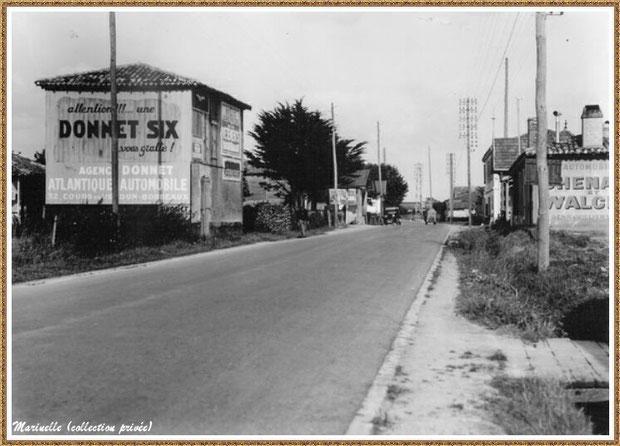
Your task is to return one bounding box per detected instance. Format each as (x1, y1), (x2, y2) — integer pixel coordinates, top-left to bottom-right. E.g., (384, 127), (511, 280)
(459, 97), (477, 228)
(535, 12), (550, 272)
(516, 97), (522, 152)
(447, 153), (454, 224)
(427, 146), (432, 204)
(109, 12), (119, 223)
(331, 103), (338, 227)
(377, 122), (383, 222)
(504, 58), (509, 138)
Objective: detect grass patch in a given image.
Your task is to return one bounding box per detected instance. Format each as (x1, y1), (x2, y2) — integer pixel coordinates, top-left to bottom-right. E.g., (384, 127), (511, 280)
(487, 376), (593, 435)
(450, 228), (608, 342)
(13, 227), (330, 283)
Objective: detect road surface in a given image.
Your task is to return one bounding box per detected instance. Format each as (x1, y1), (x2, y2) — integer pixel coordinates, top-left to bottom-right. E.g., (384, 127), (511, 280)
(12, 221), (450, 435)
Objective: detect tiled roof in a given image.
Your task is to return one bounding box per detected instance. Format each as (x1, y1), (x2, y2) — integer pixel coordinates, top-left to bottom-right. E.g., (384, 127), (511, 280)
(522, 140), (609, 158)
(12, 153), (44, 177)
(491, 137), (525, 171)
(486, 129), (573, 171)
(35, 63), (251, 110)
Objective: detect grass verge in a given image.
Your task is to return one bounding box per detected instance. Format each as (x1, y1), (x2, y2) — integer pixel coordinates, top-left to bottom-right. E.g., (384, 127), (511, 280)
(487, 376), (593, 435)
(449, 228), (608, 342)
(13, 227), (331, 284)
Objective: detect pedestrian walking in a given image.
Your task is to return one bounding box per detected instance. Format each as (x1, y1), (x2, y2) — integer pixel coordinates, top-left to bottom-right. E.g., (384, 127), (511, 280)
(297, 207), (309, 238)
(428, 207), (437, 225)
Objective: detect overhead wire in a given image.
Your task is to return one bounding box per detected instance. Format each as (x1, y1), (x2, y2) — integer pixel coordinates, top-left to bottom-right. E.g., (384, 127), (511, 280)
(477, 13), (521, 123)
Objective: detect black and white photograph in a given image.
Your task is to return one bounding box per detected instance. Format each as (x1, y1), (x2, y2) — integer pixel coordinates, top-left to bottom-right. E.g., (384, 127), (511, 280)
(7, 5), (615, 440)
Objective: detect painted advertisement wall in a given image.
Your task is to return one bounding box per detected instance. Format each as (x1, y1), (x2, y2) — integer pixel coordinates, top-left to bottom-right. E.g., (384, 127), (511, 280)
(45, 90), (192, 205)
(548, 159), (609, 231)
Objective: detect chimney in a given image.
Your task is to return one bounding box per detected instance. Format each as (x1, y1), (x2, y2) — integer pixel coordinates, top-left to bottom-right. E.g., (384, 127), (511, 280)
(581, 105), (604, 148)
(527, 117), (537, 148)
(603, 120), (609, 142)
(553, 111), (561, 143)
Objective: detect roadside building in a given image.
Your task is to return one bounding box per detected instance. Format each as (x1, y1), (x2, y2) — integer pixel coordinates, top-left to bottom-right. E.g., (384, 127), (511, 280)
(35, 63), (251, 235)
(445, 187), (475, 220)
(482, 117), (574, 223)
(243, 165), (285, 205)
(508, 105), (609, 235)
(345, 168), (371, 224)
(12, 152), (45, 225)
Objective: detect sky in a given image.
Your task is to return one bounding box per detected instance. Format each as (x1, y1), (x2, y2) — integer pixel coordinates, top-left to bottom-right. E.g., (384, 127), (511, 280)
(9, 7), (613, 201)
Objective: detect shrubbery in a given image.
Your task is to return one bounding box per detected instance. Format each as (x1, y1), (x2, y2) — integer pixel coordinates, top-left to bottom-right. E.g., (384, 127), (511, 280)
(254, 203), (292, 234)
(450, 228), (609, 341)
(307, 210), (326, 229)
(18, 205), (197, 257)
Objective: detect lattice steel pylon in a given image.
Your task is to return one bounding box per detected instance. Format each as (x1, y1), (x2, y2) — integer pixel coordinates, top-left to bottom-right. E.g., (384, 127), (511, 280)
(459, 97), (478, 227)
(412, 162), (423, 209)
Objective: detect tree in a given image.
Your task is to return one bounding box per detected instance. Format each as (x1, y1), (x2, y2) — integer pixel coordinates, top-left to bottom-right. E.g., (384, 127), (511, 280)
(366, 163), (409, 207)
(246, 99), (365, 211)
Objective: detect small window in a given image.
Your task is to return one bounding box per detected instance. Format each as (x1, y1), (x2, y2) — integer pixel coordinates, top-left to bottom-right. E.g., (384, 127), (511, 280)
(192, 109), (207, 138)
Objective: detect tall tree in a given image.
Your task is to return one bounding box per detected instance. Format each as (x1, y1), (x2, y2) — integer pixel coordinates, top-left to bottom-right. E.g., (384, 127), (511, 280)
(246, 99), (365, 211)
(366, 163), (409, 207)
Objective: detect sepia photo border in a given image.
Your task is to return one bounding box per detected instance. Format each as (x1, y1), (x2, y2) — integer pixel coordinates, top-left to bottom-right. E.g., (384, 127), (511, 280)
(0, 1), (617, 444)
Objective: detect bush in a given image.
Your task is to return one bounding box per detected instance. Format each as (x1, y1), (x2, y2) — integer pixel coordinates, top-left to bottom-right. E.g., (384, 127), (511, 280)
(254, 203), (292, 234)
(38, 205), (197, 256)
(488, 377), (593, 434)
(243, 204), (259, 232)
(308, 210), (326, 229)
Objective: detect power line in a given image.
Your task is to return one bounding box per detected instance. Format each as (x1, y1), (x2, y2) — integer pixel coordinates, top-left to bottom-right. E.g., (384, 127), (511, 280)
(477, 13), (521, 122)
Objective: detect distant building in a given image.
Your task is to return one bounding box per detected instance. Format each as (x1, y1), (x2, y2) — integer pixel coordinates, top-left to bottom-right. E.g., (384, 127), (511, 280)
(481, 117), (572, 223)
(12, 153), (45, 225)
(508, 105), (609, 235)
(243, 165), (285, 205)
(445, 187), (478, 219)
(35, 63), (251, 235)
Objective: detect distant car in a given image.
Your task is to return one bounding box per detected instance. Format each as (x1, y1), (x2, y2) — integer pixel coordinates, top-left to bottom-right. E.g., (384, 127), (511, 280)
(383, 207), (401, 225)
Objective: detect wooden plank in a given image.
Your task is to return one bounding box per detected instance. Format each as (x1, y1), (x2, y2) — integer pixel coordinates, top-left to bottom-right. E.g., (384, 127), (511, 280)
(523, 340), (571, 380)
(546, 338), (600, 386)
(566, 388), (610, 403)
(571, 340), (609, 385)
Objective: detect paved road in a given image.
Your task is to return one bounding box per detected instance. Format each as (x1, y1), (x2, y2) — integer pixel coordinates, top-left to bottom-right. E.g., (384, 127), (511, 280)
(12, 221), (450, 435)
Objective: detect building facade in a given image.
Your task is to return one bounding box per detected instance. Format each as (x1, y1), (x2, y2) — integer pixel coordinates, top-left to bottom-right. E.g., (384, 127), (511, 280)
(508, 105), (609, 235)
(35, 63), (251, 235)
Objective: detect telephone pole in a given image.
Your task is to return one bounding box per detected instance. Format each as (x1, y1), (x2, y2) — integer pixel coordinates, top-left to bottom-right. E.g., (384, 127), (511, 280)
(446, 153), (455, 223)
(459, 97), (478, 228)
(413, 163), (423, 213)
(377, 122), (383, 222)
(427, 146), (433, 203)
(109, 12), (119, 226)
(504, 58), (509, 138)
(536, 12), (550, 271)
(331, 103), (338, 228)
(516, 97), (522, 152)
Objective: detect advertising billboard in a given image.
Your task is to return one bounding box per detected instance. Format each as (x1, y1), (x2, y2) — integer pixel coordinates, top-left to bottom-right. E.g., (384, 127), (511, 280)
(221, 102), (242, 159)
(45, 91), (191, 205)
(549, 159), (609, 229)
